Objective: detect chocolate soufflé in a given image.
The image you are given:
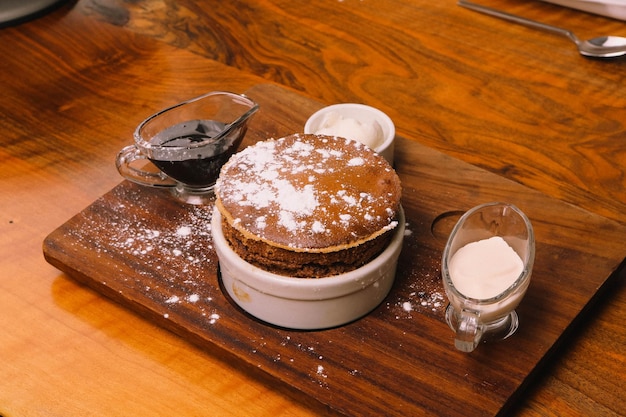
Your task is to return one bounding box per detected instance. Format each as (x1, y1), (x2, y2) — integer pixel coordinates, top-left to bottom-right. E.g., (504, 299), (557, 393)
(214, 133), (402, 278)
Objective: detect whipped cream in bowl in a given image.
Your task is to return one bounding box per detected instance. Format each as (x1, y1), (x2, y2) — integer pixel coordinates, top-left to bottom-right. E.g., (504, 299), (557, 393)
(304, 103), (395, 164)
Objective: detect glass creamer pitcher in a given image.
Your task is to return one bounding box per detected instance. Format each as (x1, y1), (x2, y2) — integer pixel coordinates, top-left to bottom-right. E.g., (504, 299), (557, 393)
(116, 91), (259, 205)
(441, 202), (535, 352)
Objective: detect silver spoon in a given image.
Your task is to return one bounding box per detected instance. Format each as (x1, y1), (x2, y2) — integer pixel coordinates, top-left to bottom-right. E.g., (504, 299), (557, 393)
(458, 0), (626, 58)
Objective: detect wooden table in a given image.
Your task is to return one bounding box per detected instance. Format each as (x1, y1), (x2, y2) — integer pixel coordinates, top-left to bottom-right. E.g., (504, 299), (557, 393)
(1, 0), (624, 415)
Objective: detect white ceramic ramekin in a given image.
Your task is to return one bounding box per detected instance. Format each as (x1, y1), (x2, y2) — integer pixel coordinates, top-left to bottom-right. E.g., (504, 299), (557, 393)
(212, 206), (405, 330)
(304, 103), (396, 165)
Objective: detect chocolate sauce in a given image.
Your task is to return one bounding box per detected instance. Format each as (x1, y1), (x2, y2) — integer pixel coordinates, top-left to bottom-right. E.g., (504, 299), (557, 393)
(148, 119), (244, 187)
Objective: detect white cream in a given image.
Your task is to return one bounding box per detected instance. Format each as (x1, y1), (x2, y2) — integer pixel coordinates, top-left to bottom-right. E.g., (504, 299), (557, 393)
(449, 236), (523, 300)
(315, 111), (384, 149)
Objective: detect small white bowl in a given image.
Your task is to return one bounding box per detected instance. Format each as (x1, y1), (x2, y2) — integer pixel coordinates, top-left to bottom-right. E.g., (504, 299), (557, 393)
(212, 206), (405, 330)
(304, 103), (396, 165)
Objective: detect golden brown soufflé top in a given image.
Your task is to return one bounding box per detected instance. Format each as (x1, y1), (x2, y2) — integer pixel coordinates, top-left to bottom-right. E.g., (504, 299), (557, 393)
(214, 133), (401, 253)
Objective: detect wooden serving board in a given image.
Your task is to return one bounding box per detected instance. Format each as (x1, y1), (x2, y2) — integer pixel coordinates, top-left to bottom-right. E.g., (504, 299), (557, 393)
(43, 84), (626, 417)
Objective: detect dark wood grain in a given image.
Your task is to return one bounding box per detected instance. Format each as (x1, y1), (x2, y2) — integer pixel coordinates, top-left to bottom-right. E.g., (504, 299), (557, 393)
(43, 84), (626, 417)
(80, 0), (626, 226)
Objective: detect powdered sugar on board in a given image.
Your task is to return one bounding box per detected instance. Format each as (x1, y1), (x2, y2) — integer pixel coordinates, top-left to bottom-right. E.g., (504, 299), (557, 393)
(51, 180), (449, 397)
(61, 184), (221, 326)
(240, 219), (447, 389)
(386, 221), (447, 320)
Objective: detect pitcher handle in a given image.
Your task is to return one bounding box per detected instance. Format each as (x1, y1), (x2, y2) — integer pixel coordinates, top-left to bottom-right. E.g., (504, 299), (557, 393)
(454, 308), (484, 352)
(115, 145), (177, 187)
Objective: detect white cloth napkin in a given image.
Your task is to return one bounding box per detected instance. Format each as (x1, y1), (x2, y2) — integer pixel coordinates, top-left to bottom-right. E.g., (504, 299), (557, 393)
(541, 0), (626, 20)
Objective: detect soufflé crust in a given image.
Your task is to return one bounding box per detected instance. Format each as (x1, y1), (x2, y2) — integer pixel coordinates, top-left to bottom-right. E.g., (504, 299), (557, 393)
(214, 133), (402, 278)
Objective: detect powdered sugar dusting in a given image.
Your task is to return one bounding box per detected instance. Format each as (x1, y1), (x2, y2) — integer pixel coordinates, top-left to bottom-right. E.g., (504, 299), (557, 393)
(386, 222), (447, 319)
(215, 134), (401, 249)
(60, 187), (450, 397)
(64, 184), (221, 327)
